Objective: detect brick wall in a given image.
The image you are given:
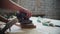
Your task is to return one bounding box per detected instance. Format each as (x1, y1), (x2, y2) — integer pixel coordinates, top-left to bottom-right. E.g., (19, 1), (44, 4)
(17, 0), (45, 15)
(43, 0), (60, 19)
(18, 0), (60, 19)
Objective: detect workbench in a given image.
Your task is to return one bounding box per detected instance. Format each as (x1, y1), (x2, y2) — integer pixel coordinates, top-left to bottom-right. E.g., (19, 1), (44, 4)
(0, 17), (60, 34)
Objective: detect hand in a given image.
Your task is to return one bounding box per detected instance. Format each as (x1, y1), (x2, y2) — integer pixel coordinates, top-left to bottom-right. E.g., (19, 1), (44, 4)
(19, 9), (32, 18)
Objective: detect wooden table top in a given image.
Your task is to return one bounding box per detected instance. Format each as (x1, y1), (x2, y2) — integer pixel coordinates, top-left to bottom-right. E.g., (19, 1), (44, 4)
(0, 17), (60, 34)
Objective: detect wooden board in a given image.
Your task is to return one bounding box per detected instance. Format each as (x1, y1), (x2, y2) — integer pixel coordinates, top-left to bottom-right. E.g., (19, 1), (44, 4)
(7, 17), (60, 34)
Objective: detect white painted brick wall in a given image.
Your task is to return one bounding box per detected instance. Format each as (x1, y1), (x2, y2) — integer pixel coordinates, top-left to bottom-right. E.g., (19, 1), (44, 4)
(17, 0), (45, 15)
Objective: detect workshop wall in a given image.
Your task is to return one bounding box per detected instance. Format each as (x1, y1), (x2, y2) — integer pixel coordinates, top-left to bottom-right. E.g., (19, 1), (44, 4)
(43, 0), (60, 19)
(16, 0), (60, 19)
(16, 0), (45, 15)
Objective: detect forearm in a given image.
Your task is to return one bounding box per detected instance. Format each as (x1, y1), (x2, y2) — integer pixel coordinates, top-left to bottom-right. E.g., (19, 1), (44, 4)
(0, 0), (28, 11)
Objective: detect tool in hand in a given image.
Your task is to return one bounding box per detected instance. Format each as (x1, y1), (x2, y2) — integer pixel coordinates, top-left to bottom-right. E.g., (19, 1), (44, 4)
(16, 12), (36, 29)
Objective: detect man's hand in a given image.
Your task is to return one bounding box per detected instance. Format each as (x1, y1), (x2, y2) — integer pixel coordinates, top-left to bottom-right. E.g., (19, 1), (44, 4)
(19, 9), (32, 18)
